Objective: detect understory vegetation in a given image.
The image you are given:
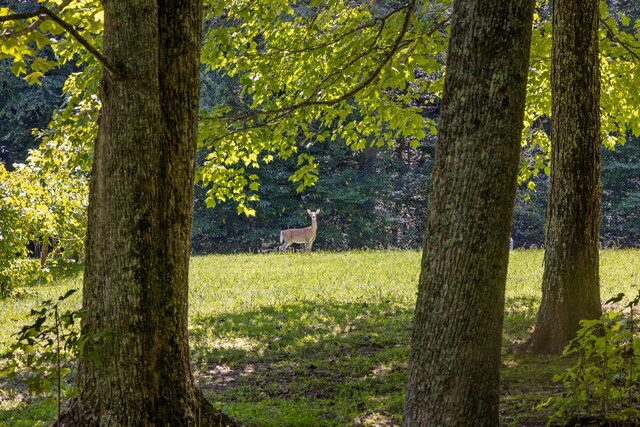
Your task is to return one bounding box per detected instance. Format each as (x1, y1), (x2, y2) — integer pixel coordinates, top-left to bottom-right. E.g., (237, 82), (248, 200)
(1, 249), (639, 426)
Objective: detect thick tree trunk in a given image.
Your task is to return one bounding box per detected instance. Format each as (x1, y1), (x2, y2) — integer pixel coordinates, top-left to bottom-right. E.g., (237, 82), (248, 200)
(58, 1), (236, 425)
(403, 1), (534, 425)
(525, 0), (602, 355)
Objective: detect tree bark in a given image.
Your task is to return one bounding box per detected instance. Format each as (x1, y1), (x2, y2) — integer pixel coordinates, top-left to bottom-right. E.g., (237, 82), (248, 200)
(58, 1), (237, 425)
(403, 1), (534, 425)
(39, 236), (49, 268)
(525, 0), (602, 355)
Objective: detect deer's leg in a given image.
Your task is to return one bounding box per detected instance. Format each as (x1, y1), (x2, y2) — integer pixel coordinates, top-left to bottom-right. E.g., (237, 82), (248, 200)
(280, 241), (292, 251)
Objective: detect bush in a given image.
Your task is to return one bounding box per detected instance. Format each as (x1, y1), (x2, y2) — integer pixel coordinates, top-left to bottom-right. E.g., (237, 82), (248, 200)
(539, 292), (640, 426)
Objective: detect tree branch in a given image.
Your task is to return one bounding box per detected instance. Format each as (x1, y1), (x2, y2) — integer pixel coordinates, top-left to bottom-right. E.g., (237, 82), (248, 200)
(1, 0), (72, 40)
(36, 7), (118, 77)
(0, 9), (43, 22)
(200, 0), (450, 151)
(0, 3), (119, 78)
(599, 18), (640, 63)
(267, 3), (412, 58)
(225, 0), (422, 123)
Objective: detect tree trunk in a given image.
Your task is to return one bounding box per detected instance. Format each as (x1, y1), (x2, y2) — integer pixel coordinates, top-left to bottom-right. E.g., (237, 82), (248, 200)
(39, 236), (49, 269)
(525, 0), (602, 355)
(403, 1), (534, 425)
(58, 1), (237, 425)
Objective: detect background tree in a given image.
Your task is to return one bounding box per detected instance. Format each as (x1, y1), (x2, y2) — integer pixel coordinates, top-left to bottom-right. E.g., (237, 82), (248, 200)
(403, 0), (534, 425)
(525, 0), (602, 355)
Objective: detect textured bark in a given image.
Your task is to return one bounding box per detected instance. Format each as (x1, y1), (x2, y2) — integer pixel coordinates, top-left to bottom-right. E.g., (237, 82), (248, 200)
(57, 1), (237, 426)
(525, 0), (602, 355)
(403, 1), (534, 425)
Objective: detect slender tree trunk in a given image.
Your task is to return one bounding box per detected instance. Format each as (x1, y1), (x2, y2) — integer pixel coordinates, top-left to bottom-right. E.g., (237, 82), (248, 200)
(39, 236), (49, 268)
(403, 1), (534, 425)
(525, 0), (602, 355)
(58, 1), (236, 425)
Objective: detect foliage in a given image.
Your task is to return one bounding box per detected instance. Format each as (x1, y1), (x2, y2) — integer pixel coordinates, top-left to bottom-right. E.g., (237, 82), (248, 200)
(0, 129), (90, 295)
(198, 0), (449, 215)
(0, 289), (84, 422)
(0, 0), (99, 294)
(0, 0), (103, 82)
(538, 292), (640, 426)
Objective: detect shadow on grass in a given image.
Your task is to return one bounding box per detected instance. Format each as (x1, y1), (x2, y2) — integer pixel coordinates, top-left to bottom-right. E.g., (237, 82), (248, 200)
(190, 300), (412, 426)
(0, 293), (548, 426)
(190, 296), (551, 426)
(0, 376), (57, 427)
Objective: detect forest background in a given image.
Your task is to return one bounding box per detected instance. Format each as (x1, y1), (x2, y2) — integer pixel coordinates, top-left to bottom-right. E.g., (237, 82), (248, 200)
(1, 0), (639, 262)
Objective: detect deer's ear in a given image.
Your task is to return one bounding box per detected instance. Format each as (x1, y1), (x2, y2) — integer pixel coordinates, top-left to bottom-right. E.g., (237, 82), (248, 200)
(315, 209), (320, 214)
(307, 209), (312, 214)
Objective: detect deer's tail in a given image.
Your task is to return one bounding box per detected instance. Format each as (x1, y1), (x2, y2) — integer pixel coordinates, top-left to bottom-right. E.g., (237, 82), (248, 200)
(280, 231), (283, 244)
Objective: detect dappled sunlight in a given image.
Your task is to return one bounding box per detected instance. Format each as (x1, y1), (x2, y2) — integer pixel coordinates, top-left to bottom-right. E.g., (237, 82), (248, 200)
(354, 411), (401, 427)
(214, 337), (264, 353)
(369, 361), (407, 378)
(3, 250), (640, 425)
(188, 296), (411, 425)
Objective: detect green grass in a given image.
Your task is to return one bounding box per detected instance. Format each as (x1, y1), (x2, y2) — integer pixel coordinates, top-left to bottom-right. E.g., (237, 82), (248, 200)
(1, 249), (639, 426)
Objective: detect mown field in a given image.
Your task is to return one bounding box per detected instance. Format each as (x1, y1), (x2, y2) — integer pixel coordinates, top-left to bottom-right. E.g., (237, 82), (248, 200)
(1, 249), (639, 426)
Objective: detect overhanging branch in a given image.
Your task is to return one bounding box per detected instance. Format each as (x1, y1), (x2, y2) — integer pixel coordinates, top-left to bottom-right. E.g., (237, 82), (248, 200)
(201, 0), (450, 149)
(221, 0), (427, 125)
(1, 0), (72, 41)
(1, 3), (119, 78)
(599, 18), (640, 63)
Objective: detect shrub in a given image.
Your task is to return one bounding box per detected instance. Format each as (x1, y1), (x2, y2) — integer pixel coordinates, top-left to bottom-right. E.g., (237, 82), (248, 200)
(539, 292), (640, 426)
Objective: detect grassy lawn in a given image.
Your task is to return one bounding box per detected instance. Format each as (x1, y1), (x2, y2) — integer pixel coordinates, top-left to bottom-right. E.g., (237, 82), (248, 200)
(1, 249), (639, 426)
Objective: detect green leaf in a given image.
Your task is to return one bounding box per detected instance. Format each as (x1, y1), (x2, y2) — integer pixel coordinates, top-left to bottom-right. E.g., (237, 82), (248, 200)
(620, 14), (630, 27)
(32, 32), (52, 50)
(24, 72), (44, 85)
(11, 59), (27, 76)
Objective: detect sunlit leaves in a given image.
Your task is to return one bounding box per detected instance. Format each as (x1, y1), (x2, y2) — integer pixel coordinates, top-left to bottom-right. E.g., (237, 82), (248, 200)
(1, 0), (103, 83)
(0, 0), (100, 291)
(520, 0), (640, 191)
(199, 0), (450, 214)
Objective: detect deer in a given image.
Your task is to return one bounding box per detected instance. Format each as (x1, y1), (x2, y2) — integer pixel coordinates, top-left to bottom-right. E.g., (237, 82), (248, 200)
(279, 209), (320, 251)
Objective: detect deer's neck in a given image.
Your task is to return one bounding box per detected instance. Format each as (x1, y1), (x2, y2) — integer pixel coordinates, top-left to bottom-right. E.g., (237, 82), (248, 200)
(310, 217), (317, 232)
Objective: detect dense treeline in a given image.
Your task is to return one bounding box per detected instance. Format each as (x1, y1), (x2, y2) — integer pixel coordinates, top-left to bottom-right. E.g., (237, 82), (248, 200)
(4, 65), (640, 253)
(190, 129), (640, 254)
(0, 61), (68, 166)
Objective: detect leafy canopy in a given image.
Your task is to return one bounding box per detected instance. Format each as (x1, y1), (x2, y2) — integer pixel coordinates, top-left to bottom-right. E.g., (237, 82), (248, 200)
(198, 0), (449, 215)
